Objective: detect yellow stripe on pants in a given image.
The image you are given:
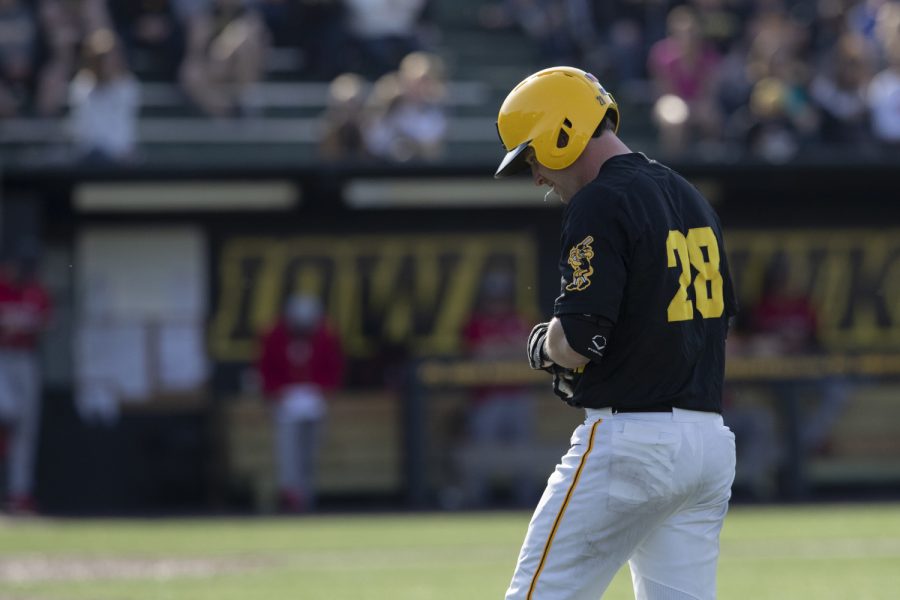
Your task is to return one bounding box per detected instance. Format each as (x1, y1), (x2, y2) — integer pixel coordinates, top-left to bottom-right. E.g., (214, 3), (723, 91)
(527, 418), (602, 599)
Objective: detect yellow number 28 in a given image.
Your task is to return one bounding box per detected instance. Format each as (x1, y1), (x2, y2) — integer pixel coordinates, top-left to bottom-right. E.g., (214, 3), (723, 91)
(666, 227), (724, 322)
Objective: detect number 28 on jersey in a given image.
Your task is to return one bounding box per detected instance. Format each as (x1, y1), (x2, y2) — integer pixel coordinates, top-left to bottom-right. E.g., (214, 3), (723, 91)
(666, 226), (724, 322)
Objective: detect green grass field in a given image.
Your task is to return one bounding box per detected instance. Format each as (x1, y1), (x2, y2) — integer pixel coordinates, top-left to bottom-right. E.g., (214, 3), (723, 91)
(1, 504), (899, 599)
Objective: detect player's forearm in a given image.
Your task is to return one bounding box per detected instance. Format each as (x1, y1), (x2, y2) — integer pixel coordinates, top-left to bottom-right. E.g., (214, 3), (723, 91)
(545, 317), (590, 369)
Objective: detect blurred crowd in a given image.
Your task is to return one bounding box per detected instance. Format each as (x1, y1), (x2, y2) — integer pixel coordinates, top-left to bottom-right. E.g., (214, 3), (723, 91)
(318, 51), (448, 163)
(0, 0), (432, 116)
(0, 0), (439, 162)
(2, 0), (900, 163)
(650, 0), (900, 160)
(481, 0), (900, 160)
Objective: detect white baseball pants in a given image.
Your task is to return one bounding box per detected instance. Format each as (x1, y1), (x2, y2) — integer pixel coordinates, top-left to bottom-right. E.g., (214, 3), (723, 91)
(273, 385), (325, 505)
(506, 407), (736, 600)
(0, 349), (41, 498)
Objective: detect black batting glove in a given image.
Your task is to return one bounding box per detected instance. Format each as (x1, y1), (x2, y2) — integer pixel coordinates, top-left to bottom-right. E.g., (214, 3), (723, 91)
(527, 322), (554, 370)
(550, 365), (582, 408)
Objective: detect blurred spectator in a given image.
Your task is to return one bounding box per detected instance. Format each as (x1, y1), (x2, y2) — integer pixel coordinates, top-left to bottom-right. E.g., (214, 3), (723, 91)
(478, 0), (583, 65)
(68, 28), (140, 163)
(0, 0), (38, 118)
(318, 72), (369, 161)
(875, 0), (900, 51)
(749, 256), (818, 357)
(446, 266), (537, 509)
(743, 79), (798, 163)
(566, 0), (602, 67)
(747, 256), (850, 460)
(35, 0), (110, 116)
(846, 0), (887, 47)
(648, 5), (723, 153)
(807, 0), (873, 60)
(256, 294), (344, 513)
(588, 4), (646, 87)
(256, 0), (299, 46)
(362, 72), (403, 159)
(259, 0), (347, 80)
(809, 32), (876, 146)
(748, 9), (810, 80)
(744, 72), (819, 162)
(868, 3), (900, 145)
(107, 0), (186, 81)
(690, 0), (743, 53)
(0, 248), (51, 515)
(364, 51), (447, 162)
(343, 0), (425, 79)
(179, 0), (270, 118)
(728, 13), (820, 162)
(593, 0), (680, 87)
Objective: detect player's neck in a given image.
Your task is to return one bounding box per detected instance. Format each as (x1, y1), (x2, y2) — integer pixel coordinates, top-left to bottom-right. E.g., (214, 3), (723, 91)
(575, 134), (632, 188)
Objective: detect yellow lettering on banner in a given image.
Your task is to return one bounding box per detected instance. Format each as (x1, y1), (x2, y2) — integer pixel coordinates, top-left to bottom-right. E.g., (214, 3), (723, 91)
(368, 242), (411, 352)
(726, 229), (900, 350)
(250, 241), (288, 335)
(811, 247), (852, 338)
(729, 237), (775, 309)
(208, 230), (900, 361)
(429, 241), (488, 354)
(879, 250), (900, 356)
(416, 242), (441, 326)
(294, 264), (326, 299)
(884, 256), (900, 326)
(329, 241), (359, 354)
(209, 234), (540, 361)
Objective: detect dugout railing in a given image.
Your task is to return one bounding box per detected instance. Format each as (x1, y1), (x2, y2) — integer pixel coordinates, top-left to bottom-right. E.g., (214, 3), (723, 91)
(406, 354), (900, 506)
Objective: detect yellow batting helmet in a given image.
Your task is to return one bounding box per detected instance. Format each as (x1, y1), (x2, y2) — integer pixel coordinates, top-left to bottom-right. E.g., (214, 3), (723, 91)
(494, 66), (619, 178)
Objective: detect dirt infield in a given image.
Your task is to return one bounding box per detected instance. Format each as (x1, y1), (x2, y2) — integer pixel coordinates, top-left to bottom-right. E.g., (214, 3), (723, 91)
(0, 555), (273, 584)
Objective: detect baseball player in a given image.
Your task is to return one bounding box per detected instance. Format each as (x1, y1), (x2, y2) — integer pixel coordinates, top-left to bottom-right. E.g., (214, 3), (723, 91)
(257, 294), (344, 513)
(0, 252), (51, 515)
(495, 67), (738, 599)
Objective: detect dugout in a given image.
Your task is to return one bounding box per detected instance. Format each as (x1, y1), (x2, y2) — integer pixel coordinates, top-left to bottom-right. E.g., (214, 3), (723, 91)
(1, 157), (900, 512)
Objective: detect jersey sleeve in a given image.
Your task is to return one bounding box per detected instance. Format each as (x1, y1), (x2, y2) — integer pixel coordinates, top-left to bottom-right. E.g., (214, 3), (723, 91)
(554, 193), (632, 322)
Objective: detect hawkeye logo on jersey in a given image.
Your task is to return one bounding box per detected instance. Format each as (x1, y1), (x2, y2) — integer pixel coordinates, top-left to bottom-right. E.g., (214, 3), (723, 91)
(566, 235), (595, 292)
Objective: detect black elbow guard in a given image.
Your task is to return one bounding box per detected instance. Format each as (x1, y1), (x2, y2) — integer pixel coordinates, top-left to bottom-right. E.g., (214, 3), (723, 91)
(557, 313), (614, 364)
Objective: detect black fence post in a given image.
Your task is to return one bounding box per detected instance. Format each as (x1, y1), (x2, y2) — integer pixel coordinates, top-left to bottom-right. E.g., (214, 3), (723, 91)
(403, 360), (428, 508)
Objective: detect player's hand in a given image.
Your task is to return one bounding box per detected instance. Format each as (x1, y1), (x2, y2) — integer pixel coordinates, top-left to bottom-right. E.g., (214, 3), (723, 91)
(527, 322), (554, 370)
(550, 365), (582, 407)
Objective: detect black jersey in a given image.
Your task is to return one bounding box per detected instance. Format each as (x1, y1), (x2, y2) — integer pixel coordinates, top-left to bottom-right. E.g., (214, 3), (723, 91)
(554, 153), (738, 412)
